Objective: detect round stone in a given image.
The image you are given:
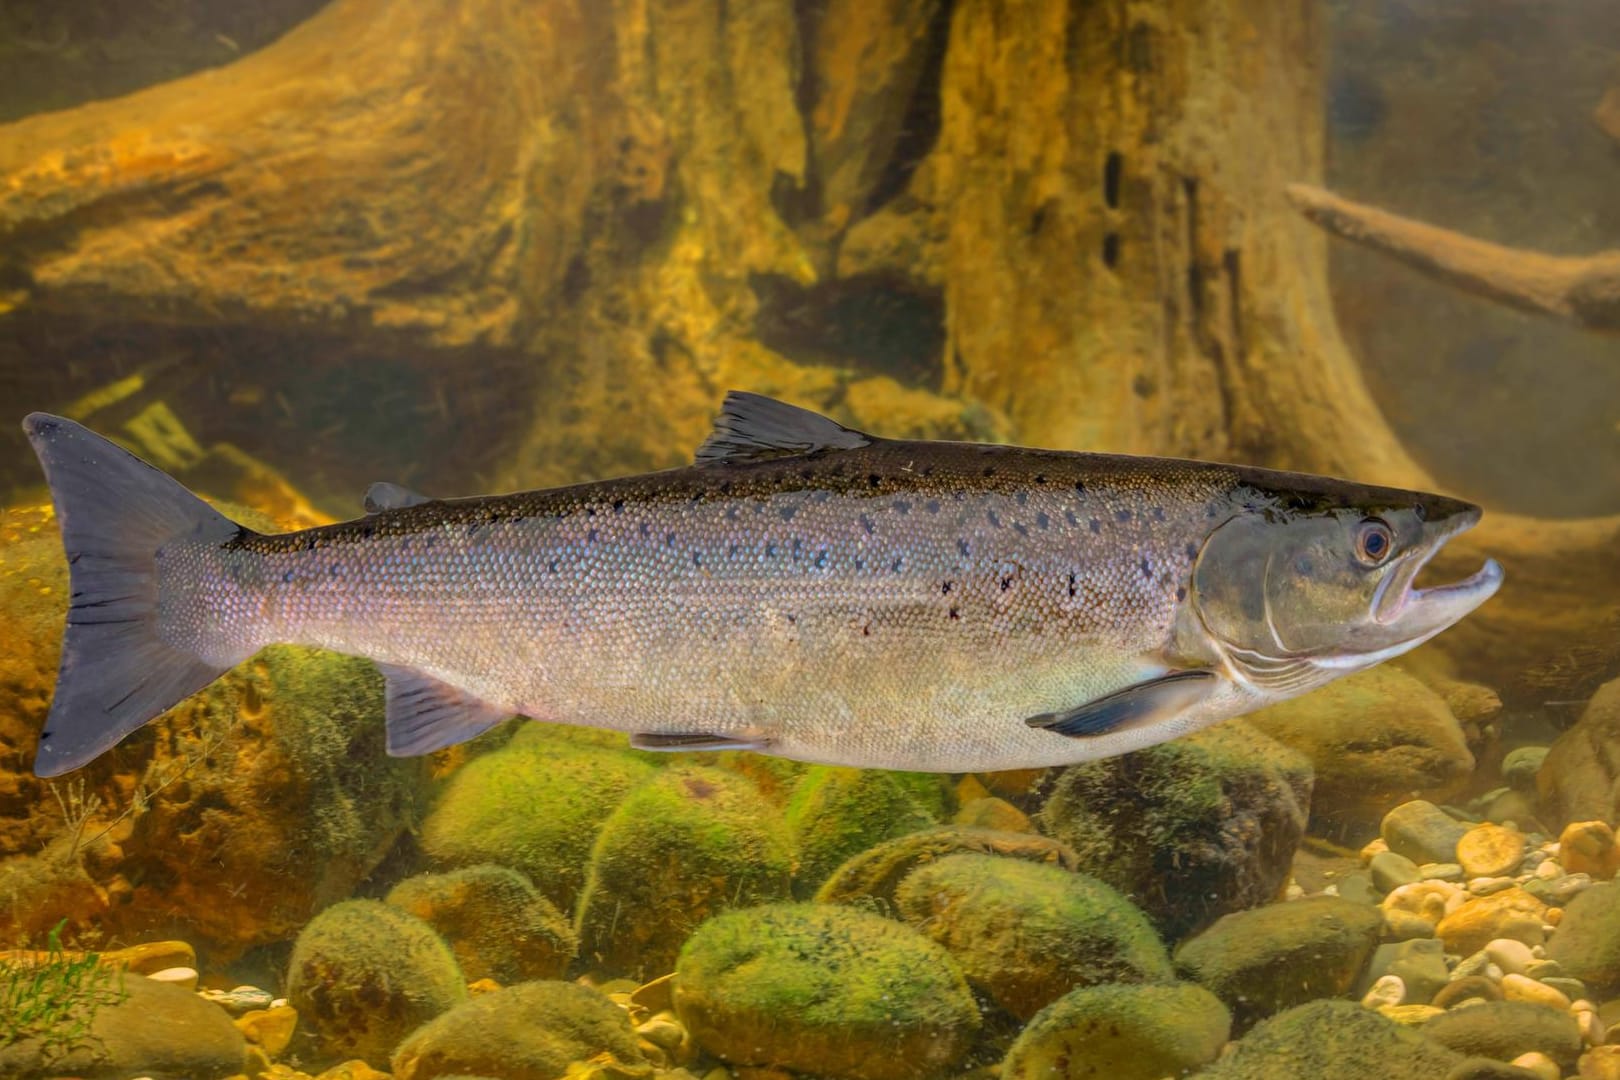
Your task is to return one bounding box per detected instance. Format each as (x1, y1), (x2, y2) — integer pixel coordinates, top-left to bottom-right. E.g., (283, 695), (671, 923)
(1499, 973), (1571, 1011)
(1457, 825), (1526, 880)
(1485, 938), (1535, 976)
(1360, 974), (1405, 1009)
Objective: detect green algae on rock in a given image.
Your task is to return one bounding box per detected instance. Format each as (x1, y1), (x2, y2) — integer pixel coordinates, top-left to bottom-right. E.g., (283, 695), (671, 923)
(286, 899), (466, 1068)
(1246, 666), (1474, 828)
(385, 864), (577, 984)
(1198, 999), (1464, 1079)
(575, 765), (793, 978)
(894, 853), (1171, 1020)
(814, 826), (1081, 910)
(674, 903), (979, 1080)
(1037, 721), (1313, 940)
(1001, 982), (1231, 1080)
(784, 766), (942, 894)
(1419, 1000), (1583, 1066)
(391, 980), (644, 1080)
(420, 738), (657, 914)
(0, 975), (245, 1080)
(1173, 895), (1383, 1031)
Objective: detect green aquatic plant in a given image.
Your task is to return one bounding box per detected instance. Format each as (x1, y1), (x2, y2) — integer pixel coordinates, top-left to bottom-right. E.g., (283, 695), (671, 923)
(0, 919), (127, 1062)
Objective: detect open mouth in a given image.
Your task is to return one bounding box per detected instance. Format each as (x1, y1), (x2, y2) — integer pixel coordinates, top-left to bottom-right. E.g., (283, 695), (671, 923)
(1372, 507), (1503, 632)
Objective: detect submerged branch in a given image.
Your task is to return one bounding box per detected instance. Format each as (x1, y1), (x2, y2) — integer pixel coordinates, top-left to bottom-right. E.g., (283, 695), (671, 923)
(1286, 183), (1620, 334)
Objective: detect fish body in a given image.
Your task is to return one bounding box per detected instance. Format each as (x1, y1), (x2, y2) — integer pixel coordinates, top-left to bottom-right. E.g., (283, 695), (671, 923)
(23, 393), (1502, 776)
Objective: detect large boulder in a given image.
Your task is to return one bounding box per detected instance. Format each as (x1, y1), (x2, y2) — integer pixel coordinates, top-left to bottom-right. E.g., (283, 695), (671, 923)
(575, 765), (793, 978)
(384, 865), (576, 984)
(420, 737), (656, 913)
(1001, 982), (1230, 1080)
(1196, 999), (1464, 1080)
(390, 980), (644, 1080)
(1173, 896), (1383, 1031)
(1545, 882), (1620, 997)
(784, 766), (942, 894)
(1539, 678), (1620, 827)
(1420, 1001), (1583, 1066)
(1247, 666), (1474, 829)
(1037, 721), (1313, 940)
(285, 899), (466, 1067)
(814, 826), (1080, 909)
(673, 903), (979, 1080)
(894, 853), (1171, 1020)
(0, 974), (246, 1080)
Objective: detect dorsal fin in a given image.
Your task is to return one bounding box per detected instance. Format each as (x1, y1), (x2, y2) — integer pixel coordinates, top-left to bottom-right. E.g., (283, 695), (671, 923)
(695, 391), (872, 465)
(364, 482), (432, 513)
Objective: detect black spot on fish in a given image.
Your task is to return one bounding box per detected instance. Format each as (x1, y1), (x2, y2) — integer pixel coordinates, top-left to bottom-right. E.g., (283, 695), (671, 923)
(987, 509), (1002, 528)
(949, 606), (960, 620)
(892, 556), (904, 573)
(1089, 518), (1101, 534)
(780, 506), (797, 521)
(855, 558), (866, 571)
(1116, 508), (1132, 523)
(1013, 522), (1029, 537)
(665, 532), (677, 547)
(613, 498), (625, 512)
(792, 538), (803, 560)
(692, 551), (703, 567)
(814, 490), (831, 502)
(1001, 573), (1014, 591)
(1068, 572), (1077, 598)
(587, 528), (598, 543)
(1152, 507), (1166, 522)
(725, 506), (738, 522)
(1035, 474), (1047, 485)
(957, 538), (971, 557)
(1016, 492), (1028, 506)
(894, 500), (911, 514)
(362, 525), (376, 538)
(727, 543), (739, 556)
(639, 522), (652, 537)
(1074, 480), (1086, 494)
(925, 500), (940, 514)
(548, 559), (559, 573)
(282, 569), (296, 583)
(1036, 512), (1050, 528)
(766, 542), (777, 557)
(1176, 586), (1188, 601)
(329, 564), (341, 577)
(862, 623), (871, 637)
(586, 506), (597, 517)
(860, 514), (876, 535)
(942, 581), (952, 594)
(868, 473), (882, 488)
(814, 550), (828, 569)
(1185, 543), (1198, 560)
(1064, 510), (1079, 527)
(1140, 557), (1152, 579)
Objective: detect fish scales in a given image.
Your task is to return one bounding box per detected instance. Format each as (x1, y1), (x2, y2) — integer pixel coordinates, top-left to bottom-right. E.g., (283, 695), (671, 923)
(165, 442), (1230, 771)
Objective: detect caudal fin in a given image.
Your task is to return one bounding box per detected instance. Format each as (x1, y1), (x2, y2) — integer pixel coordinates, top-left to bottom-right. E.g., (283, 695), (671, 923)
(23, 413), (247, 777)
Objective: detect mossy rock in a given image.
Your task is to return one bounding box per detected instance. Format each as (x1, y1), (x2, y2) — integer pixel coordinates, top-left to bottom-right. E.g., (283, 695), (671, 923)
(1545, 881), (1620, 997)
(1173, 896), (1382, 1032)
(0, 975), (246, 1080)
(674, 903), (979, 1080)
(286, 899), (466, 1067)
(1037, 720), (1313, 941)
(814, 825), (1081, 910)
(1002, 982), (1230, 1080)
(1198, 999), (1463, 1079)
(385, 865), (576, 984)
(575, 765), (793, 977)
(785, 766), (943, 894)
(420, 739), (657, 913)
(1419, 1000), (1584, 1066)
(894, 853), (1171, 1020)
(390, 980), (644, 1080)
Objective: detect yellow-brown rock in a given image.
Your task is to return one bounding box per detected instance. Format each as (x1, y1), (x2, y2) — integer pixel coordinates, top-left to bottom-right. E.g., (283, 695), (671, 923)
(1581, 1045), (1620, 1080)
(1563, 821), (1620, 881)
(237, 1004), (299, 1059)
(1457, 824), (1527, 879)
(1500, 973), (1572, 1011)
(953, 796), (1032, 833)
(1437, 887), (1550, 954)
(1381, 881), (1460, 929)
(314, 1062), (393, 1080)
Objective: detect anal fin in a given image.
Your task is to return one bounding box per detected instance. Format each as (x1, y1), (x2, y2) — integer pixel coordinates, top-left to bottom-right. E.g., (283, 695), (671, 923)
(377, 663), (512, 755)
(1025, 670), (1217, 738)
(630, 731), (769, 753)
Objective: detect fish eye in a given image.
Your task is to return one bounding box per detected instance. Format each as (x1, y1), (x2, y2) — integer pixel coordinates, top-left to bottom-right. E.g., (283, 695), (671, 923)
(1354, 517), (1394, 565)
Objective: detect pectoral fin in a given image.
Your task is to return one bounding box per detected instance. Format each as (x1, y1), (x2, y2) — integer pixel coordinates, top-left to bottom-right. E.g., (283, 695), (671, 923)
(1025, 670), (1218, 738)
(377, 663), (513, 755)
(630, 731), (770, 752)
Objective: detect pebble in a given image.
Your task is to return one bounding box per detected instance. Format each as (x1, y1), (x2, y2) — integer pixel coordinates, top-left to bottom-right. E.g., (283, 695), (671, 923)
(199, 985), (275, 1014)
(1422, 863), (1467, 883)
(1372, 851), (1422, 893)
(1378, 1003), (1443, 1025)
(1383, 801), (1473, 865)
(1574, 1002), (1606, 1047)
(1581, 1045), (1620, 1080)
(638, 1014), (686, 1054)
(1543, 977), (1589, 1002)
(1458, 825), (1527, 880)
(1470, 877), (1518, 896)
(1500, 973), (1572, 1011)
(1501, 747), (1549, 791)
(1432, 976), (1502, 1009)
(1561, 822), (1620, 881)
(1553, 873), (1596, 904)
(1486, 938), (1536, 976)
(1535, 859), (1565, 881)
(1385, 910), (1441, 942)
(237, 1005), (298, 1058)
(146, 966), (198, 990)
(1522, 850), (1551, 873)
(100, 940), (197, 975)
(1361, 974), (1406, 1009)
(1510, 1051), (1561, 1080)
(1525, 959), (1564, 980)
(1384, 881), (1460, 927)
(1436, 886), (1548, 954)
(1454, 950), (1494, 979)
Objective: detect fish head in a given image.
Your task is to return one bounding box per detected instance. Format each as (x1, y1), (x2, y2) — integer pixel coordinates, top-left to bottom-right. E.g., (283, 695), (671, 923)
(1189, 482), (1502, 688)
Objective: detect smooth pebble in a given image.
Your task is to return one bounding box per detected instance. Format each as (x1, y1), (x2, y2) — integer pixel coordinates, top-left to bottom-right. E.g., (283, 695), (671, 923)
(1509, 1051), (1561, 1080)
(1361, 974), (1405, 1009)
(1485, 938), (1535, 976)
(1500, 972), (1571, 1010)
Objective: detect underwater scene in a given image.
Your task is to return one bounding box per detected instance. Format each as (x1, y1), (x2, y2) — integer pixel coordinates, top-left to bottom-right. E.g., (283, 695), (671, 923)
(2, 0), (1620, 1078)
